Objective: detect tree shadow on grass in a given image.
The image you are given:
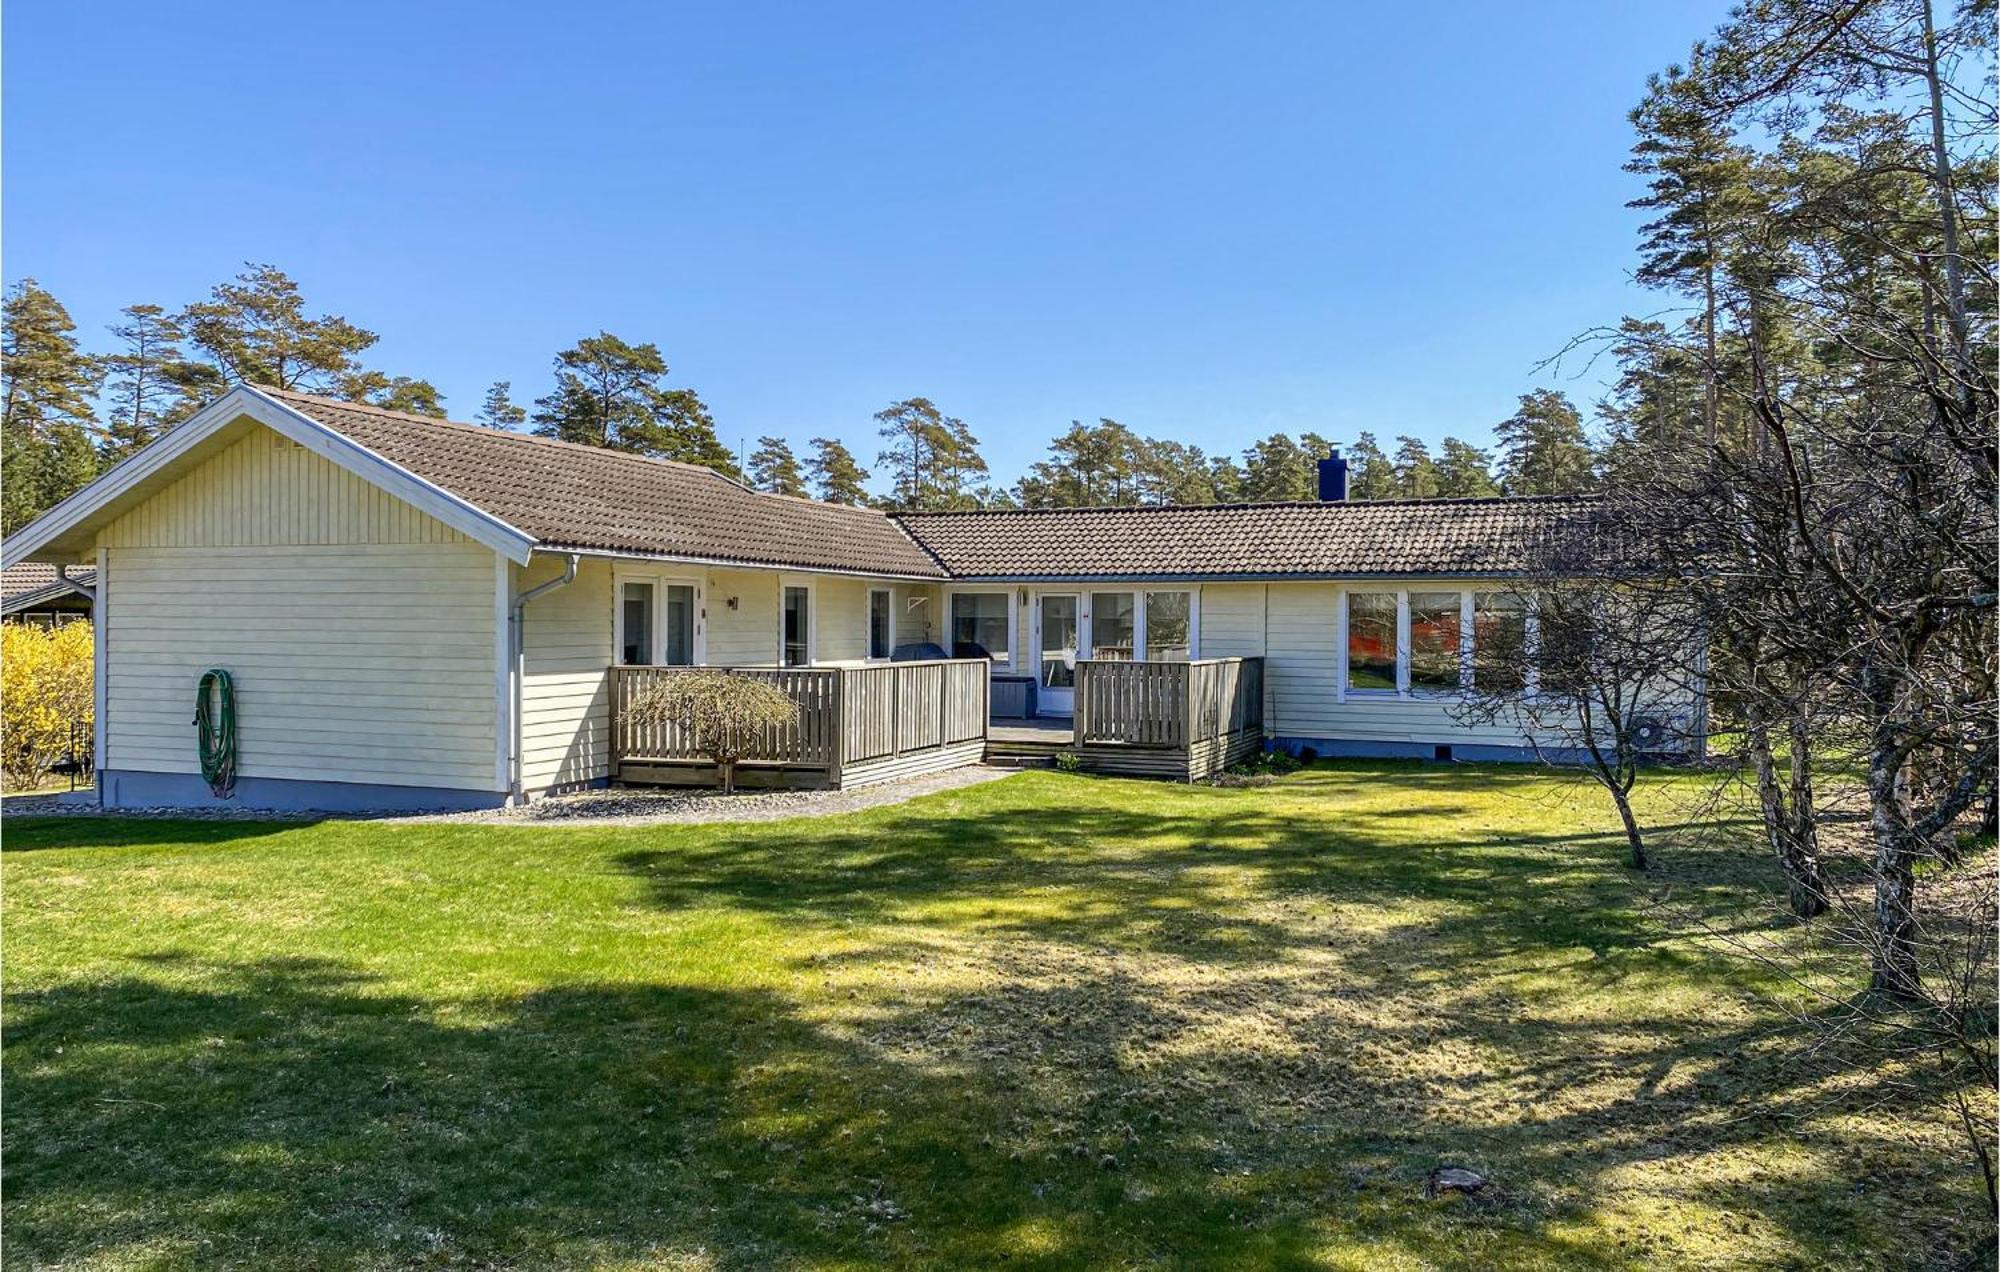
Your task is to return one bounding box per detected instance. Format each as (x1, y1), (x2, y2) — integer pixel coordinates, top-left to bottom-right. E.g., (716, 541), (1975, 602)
(612, 772), (1757, 975)
(1, 815), (312, 854)
(7, 951), (1977, 1270)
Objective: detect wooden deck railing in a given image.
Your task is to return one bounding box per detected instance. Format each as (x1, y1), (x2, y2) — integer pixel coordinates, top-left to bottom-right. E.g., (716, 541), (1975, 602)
(609, 659), (989, 786)
(1073, 656), (1264, 778)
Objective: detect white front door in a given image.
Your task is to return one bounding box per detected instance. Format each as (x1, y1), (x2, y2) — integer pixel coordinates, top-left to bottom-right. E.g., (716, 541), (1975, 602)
(1035, 593), (1080, 715)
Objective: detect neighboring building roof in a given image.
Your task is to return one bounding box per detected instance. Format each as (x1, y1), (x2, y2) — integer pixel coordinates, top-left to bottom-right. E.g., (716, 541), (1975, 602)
(263, 388), (949, 580)
(2, 562), (95, 612)
(895, 496), (1597, 580)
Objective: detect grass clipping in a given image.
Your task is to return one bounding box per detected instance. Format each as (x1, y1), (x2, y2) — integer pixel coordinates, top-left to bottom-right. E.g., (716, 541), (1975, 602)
(625, 670), (800, 793)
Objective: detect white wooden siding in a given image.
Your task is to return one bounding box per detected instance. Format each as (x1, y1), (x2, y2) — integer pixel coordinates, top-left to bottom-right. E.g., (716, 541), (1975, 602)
(519, 555), (614, 792)
(897, 584), (941, 647)
(704, 570), (778, 666)
(100, 428), (501, 791)
(814, 577), (869, 662)
(102, 429), (473, 549)
(104, 543), (499, 790)
(1177, 580), (1568, 749)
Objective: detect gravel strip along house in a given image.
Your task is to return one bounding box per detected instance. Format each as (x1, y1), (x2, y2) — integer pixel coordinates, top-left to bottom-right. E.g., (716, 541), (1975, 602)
(2, 384), (1683, 811)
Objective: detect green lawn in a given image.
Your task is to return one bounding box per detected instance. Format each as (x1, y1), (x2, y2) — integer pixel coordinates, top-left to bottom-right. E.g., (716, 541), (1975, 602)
(4, 764), (1987, 1269)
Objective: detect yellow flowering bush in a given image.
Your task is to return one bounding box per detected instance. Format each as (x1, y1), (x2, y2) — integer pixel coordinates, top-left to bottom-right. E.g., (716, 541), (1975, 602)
(1, 621), (94, 790)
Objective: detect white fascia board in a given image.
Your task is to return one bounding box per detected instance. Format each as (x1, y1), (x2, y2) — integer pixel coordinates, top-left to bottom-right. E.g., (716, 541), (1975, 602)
(2, 385), (538, 568)
(549, 545), (947, 584)
(0, 580), (92, 613)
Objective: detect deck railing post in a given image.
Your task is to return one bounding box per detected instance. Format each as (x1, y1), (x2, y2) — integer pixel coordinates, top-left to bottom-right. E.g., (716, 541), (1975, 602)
(829, 666), (846, 787)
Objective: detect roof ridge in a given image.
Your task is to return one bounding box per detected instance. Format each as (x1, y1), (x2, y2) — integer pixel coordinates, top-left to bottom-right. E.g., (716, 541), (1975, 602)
(253, 384), (899, 521)
(895, 492), (1601, 518)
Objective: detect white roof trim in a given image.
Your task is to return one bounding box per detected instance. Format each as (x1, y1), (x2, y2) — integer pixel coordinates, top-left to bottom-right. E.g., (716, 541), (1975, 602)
(547, 545), (947, 583)
(0, 578), (93, 613)
(2, 385), (539, 568)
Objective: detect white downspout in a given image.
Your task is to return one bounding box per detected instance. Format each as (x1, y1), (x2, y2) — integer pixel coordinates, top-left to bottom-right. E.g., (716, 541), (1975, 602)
(57, 563), (96, 601)
(508, 554), (578, 803)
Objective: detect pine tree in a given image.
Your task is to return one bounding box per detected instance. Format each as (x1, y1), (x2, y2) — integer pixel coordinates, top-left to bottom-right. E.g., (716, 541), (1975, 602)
(1346, 432), (1397, 500)
(1133, 438), (1221, 506)
(533, 332), (667, 449)
(646, 385), (738, 478)
(937, 415), (990, 509)
(1017, 419), (1145, 507)
(2, 279), (101, 531)
(1494, 389), (1596, 495)
(873, 397), (981, 510)
(101, 303), (207, 460)
(529, 333), (734, 474)
(179, 263), (378, 393)
(749, 436), (808, 497)
(1240, 434), (1313, 501)
(1392, 436), (1440, 498)
(344, 372), (446, 417)
(805, 437), (870, 505)
(1434, 437), (1500, 497)
(1206, 453), (1246, 503)
(1627, 59), (1759, 450)
(477, 381), (528, 430)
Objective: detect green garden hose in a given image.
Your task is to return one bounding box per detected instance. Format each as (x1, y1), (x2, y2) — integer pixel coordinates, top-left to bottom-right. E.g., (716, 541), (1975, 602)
(194, 668), (238, 798)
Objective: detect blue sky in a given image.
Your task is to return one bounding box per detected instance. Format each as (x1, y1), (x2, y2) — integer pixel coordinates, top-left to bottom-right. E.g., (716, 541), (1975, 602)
(5, 1), (1727, 490)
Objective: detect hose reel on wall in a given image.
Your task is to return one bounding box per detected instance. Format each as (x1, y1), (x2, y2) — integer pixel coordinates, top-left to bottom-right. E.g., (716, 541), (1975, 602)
(194, 668), (238, 798)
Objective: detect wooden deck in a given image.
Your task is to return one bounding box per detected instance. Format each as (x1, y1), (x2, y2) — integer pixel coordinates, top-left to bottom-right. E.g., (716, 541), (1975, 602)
(610, 660), (989, 790)
(610, 658), (1265, 788)
(1071, 657), (1265, 780)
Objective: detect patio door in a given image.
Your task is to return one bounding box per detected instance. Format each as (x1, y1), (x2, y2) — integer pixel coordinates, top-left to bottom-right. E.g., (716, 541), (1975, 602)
(1036, 593), (1080, 715)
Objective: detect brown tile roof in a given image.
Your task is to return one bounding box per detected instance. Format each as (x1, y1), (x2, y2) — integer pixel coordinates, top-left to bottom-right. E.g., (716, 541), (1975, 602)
(894, 496), (1597, 580)
(3, 562), (94, 601)
(261, 386), (1588, 582)
(263, 388), (948, 579)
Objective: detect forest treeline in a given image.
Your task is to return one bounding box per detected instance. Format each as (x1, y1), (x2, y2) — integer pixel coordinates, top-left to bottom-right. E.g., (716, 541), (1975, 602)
(1, 266), (1600, 533)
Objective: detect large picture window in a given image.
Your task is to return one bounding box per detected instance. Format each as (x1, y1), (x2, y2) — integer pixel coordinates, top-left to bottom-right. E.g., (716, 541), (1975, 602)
(1347, 587), (1532, 698)
(1346, 592), (1398, 690)
(950, 593), (1010, 663)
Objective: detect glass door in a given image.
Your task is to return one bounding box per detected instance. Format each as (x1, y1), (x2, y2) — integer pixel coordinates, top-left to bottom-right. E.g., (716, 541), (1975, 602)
(1037, 593), (1079, 715)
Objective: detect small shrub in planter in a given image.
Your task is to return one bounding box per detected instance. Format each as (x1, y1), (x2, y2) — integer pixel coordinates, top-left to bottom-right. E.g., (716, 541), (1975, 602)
(625, 671), (800, 794)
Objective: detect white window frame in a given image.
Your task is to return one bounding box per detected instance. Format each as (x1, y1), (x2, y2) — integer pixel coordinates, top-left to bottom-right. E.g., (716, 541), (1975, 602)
(1139, 587), (1200, 661)
(867, 586), (895, 662)
(778, 575), (816, 667)
(1337, 586), (1405, 703)
(943, 587), (1016, 670)
(1083, 590), (1138, 662)
(613, 566), (706, 666)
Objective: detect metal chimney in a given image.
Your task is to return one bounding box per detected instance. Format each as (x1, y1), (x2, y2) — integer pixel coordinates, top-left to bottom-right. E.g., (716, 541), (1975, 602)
(1316, 445), (1348, 501)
